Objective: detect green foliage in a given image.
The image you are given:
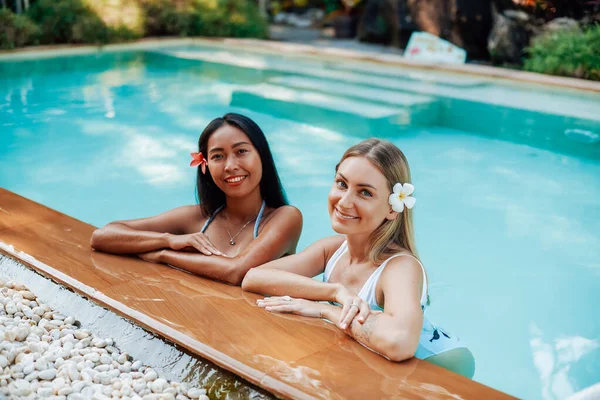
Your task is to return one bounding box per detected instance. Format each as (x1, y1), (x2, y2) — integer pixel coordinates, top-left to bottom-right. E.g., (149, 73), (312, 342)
(140, 0), (268, 39)
(0, 8), (40, 50)
(2, 0), (267, 48)
(524, 25), (600, 81)
(27, 0), (110, 44)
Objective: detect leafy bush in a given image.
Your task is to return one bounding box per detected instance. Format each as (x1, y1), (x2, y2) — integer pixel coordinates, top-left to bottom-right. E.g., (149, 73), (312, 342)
(140, 0), (268, 38)
(524, 25), (600, 81)
(3, 0), (267, 49)
(28, 0), (110, 44)
(27, 0), (140, 44)
(140, 0), (194, 36)
(0, 8), (40, 50)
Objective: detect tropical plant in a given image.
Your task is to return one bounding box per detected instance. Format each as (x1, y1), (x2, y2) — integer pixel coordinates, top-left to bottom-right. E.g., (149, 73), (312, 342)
(0, 7), (39, 49)
(524, 24), (600, 80)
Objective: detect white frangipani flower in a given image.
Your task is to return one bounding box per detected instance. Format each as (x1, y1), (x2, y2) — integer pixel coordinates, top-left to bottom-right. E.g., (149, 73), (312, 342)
(388, 183), (416, 213)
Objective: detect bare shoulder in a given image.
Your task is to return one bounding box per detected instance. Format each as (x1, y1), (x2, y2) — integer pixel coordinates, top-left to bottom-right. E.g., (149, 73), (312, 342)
(163, 204), (207, 223)
(112, 204), (207, 235)
(380, 254), (424, 287)
(258, 205), (303, 234)
(266, 205), (303, 223)
(318, 235), (346, 262)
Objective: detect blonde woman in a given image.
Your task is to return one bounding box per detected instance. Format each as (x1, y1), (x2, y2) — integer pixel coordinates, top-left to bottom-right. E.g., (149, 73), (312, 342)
(241, 138), (474, 377)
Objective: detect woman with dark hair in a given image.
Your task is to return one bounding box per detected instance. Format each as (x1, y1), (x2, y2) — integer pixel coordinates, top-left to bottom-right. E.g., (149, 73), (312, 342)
(91, 113), (302, 285)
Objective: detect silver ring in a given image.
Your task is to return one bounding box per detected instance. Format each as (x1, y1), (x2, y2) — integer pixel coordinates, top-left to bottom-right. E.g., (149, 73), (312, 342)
(350, 303), (359, 309)
(282, 296), (292, 302)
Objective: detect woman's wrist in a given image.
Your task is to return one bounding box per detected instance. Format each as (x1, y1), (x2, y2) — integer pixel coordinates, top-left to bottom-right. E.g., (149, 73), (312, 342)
(163, 232), (174, 249)
(331, 283), (345, 303)
(320, 304), (340, 324)
(157, 249), (168, 263)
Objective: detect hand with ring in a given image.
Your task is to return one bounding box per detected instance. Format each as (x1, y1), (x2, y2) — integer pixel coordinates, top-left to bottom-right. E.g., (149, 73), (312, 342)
(256, 296), (323, 319)
(334, 286), (371, 330)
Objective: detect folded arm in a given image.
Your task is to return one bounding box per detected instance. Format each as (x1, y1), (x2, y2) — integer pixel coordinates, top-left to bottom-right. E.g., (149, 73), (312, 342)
(241, 235), (346, 300)
(323, 257), (424, 361)
(256, 256), (425, 362)
(152, 206), (303, 285)
(90, 205), (202, 254)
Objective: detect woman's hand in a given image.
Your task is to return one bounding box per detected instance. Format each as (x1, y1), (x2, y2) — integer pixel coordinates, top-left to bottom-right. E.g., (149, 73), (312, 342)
(167, 233), (225, 256)
(256, 296), (324, 319)
(138, 250), (164, 263)
(334, 286), (371, 330)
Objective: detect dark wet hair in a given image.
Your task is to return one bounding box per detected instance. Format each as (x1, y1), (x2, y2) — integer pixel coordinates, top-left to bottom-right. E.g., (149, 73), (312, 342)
(196, 113), (288, 216)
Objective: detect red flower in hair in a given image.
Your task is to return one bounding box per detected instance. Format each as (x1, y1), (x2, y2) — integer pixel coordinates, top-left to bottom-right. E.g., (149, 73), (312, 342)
(190, 152), (208, 174)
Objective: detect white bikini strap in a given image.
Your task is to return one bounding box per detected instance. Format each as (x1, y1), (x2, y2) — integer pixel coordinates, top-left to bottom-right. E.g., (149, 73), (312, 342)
(323, 240), (348, 282)
(365, 253), (428, 307)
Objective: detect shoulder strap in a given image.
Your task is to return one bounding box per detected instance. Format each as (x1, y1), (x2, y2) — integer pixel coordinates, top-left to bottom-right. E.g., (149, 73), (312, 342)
(323, 240), (347, 282)
(367, 253), (428, 308)
(252, 200), (267, 238)
(200, 205), (224, 233)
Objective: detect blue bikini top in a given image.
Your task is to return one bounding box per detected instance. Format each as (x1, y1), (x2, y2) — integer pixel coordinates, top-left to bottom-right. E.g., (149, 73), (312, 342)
(200, 200), (266, 239)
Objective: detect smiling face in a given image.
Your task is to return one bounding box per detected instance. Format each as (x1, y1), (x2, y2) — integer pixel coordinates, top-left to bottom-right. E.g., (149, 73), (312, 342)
(206, 124), (263, 199)
(328, 156), (397, 236)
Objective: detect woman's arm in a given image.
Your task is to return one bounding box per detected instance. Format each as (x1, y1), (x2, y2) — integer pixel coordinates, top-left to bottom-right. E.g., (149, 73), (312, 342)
(153, 206), (304, 285)
(325, 257), (424, 362)
(241, 235), (346, 301)
(260, 257), (425, 362)
(90, 205), (218, 254)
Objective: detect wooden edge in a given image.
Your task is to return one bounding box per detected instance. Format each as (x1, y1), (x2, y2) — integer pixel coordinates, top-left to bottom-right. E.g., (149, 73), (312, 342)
(0, 241), (311, 400)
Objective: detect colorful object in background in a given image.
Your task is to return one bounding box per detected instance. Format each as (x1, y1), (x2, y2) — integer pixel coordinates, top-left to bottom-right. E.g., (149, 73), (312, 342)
(405, 32), (467, 64)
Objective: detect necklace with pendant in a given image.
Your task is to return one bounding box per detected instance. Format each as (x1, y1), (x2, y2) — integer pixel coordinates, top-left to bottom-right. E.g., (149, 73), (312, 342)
(223, 214), (257, 245)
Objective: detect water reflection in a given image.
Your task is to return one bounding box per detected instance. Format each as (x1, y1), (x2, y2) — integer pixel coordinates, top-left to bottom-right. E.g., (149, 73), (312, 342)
(530, 322), (599, 400)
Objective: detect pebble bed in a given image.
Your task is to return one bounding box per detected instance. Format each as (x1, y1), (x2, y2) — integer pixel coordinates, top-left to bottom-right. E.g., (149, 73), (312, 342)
(0, 279), (209, 400)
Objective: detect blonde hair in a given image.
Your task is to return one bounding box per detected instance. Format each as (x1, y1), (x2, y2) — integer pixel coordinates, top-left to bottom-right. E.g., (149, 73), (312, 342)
(335, 138), (419, 265)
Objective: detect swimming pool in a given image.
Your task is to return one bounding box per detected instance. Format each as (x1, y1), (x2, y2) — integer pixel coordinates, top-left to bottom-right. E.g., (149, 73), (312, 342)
(0, 43), (599, 399)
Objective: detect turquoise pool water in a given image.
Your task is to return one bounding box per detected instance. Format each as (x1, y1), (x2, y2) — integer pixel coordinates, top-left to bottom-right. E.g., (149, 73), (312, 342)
(1, 46), (599, 399)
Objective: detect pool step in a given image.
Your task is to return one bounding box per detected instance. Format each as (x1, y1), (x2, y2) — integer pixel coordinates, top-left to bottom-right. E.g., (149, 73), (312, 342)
(153, 49), (486, 90)
(230, 84), (422, 136)
(153, 50), (464, 95)
(326, 61), (489, 88)
(267, 76), (439, 125)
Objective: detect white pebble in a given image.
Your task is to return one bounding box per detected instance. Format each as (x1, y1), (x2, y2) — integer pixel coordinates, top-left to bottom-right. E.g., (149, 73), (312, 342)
(187, 388), (204, 399)
(100, 354), (112, 365)
(131, 360), (142, 371)
(117, 353), (129, 364)
(38, 368), (57, 380)
(92, 338), (107, 348)
(74, 331), (88, 340)
(12, 378), (31, 396)
(84, 353), (100, 363)
(5, 302), (17, 315)
(20, 291), (36, 300)
(0, 281), (206, 400)
(24, 370), (38, 382)
(37, 386), (53, 397)
(16, 326), (30, 341)
(150, 378), (167, 393)
(58, 386), (73, 396)
(143, 370), (158, 382)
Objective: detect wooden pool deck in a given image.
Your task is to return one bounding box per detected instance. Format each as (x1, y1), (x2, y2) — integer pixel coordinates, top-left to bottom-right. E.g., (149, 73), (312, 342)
(0, 188), (514, 399)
